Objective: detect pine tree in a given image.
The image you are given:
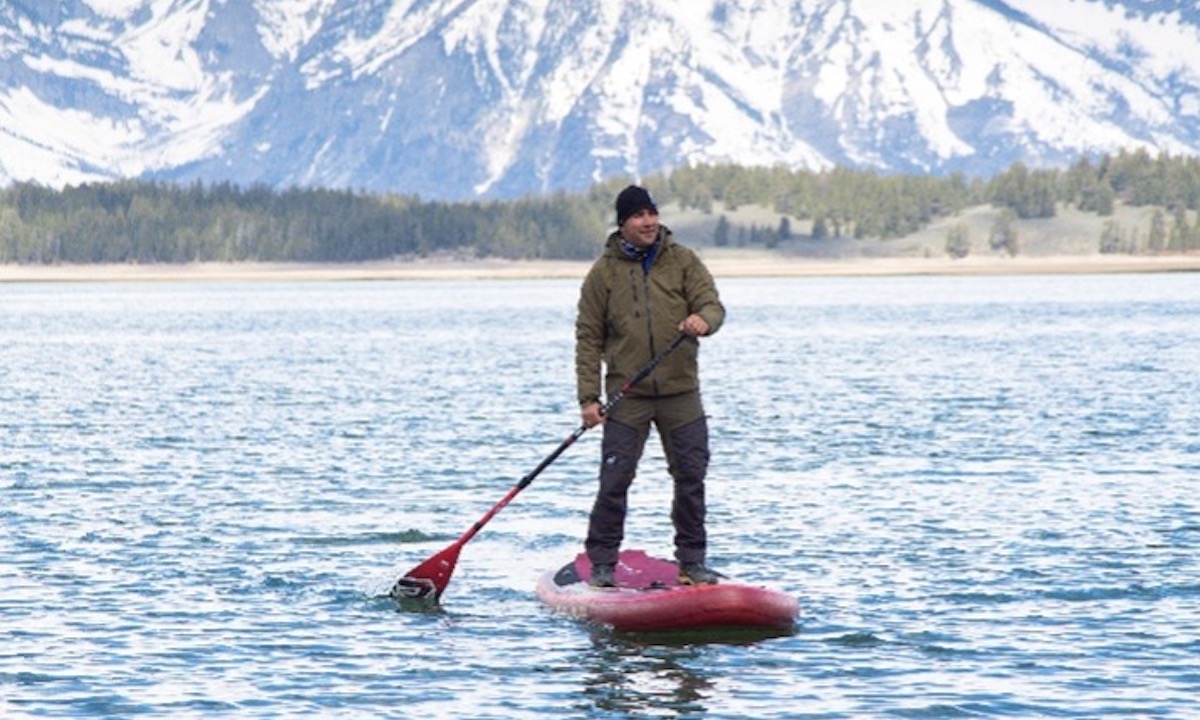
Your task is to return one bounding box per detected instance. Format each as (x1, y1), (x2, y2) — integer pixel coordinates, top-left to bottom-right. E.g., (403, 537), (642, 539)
(945, 224), (970, 259)
(713, 215), (730, 247)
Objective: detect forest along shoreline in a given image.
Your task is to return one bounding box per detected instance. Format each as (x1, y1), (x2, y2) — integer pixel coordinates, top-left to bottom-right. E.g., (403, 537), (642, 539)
(3, 252), (1200, 283)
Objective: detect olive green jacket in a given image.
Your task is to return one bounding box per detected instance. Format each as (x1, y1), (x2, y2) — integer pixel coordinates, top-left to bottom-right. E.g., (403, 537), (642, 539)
(575, 226), (725, 405)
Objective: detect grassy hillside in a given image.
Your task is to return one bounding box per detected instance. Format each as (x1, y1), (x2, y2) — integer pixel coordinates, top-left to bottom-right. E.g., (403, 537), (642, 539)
(661, 200), (1193, 259)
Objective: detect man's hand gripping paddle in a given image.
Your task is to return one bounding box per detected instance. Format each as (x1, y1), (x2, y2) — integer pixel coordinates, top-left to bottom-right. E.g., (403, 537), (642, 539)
(390, 333), (688, 603)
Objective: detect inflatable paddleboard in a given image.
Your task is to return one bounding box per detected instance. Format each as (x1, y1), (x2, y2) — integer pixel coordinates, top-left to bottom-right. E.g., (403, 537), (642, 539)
(536, 549), (799, 633)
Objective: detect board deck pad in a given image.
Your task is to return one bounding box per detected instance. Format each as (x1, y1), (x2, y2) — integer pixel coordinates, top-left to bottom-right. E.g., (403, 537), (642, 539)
(561, 549), (687, 589)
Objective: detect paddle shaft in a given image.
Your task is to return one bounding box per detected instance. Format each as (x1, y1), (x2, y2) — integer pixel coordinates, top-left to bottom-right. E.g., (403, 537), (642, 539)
(450, 332), (688, 547)
(393, 333), (689, 600)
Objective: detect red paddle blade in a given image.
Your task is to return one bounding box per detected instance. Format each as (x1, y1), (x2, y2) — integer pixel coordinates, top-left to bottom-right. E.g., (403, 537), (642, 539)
(390, 542), (463, 602)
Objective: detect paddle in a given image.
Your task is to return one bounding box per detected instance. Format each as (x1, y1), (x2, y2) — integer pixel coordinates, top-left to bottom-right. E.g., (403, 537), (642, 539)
(390, 332), (689, 602)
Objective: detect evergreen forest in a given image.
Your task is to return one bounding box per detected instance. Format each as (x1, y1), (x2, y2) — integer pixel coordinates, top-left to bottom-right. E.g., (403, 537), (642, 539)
(3, 147), (1200, 265)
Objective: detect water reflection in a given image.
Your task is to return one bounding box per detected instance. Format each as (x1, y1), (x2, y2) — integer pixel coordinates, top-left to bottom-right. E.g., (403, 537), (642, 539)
(578, 633), (714, 717)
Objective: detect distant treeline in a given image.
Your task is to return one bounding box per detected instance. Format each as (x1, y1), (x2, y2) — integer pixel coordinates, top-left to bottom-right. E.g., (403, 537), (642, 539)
(2, 147), (1199, 264)
(0, 183), (606, 264)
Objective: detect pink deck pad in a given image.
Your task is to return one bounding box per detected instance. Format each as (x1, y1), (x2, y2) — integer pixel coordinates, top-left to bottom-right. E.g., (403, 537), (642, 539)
(574, 549), (684, 588)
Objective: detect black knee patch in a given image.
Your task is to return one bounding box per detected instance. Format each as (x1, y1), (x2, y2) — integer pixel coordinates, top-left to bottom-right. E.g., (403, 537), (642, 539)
(668, 415), (710, 479)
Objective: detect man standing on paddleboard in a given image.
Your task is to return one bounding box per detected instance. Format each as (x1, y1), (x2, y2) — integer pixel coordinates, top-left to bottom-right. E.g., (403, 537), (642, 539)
(575, 184), (726, 589)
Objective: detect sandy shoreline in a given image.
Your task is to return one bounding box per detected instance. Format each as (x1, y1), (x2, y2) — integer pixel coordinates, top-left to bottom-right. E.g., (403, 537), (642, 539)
(3, 253), (1199, 283)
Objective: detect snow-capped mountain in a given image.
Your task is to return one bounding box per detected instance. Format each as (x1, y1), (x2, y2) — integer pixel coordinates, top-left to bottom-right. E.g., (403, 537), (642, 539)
(2, 0), (1199, 200)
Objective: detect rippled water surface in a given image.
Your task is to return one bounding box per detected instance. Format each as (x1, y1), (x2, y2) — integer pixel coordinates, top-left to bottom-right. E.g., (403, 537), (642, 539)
(3, 274), (1199, 719)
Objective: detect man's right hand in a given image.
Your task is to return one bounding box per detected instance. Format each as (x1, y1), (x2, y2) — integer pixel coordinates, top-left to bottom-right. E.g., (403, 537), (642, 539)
(581, 401), (605, 428)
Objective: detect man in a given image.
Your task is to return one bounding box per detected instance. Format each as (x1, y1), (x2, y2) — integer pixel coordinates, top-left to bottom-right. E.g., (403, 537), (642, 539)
(575, 184), (726, 588)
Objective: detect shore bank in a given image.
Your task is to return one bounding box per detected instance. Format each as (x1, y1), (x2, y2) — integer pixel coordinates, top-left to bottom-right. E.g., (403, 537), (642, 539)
(3, 252), (1199, 283)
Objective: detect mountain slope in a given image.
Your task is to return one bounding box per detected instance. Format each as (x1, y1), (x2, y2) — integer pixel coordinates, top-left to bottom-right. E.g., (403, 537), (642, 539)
(2, 0), (1198, 200)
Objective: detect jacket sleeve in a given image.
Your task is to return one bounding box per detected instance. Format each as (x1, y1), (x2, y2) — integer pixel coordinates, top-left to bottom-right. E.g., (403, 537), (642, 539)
(575, 263), (607, 405)
(685, 252), (725, 335)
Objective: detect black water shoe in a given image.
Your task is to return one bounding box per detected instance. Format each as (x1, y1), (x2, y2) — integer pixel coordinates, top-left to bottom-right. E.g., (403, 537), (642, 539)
(678, 562), (720, 586)
(590, 566), (619, 588)
(589, 563), (616, 588)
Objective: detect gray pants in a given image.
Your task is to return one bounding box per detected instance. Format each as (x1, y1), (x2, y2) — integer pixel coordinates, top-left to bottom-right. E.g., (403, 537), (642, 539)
(585, 391), (710, 566)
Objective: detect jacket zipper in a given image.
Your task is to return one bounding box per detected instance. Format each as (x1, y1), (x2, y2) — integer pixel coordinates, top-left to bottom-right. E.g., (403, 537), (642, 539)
(638, 264), (658, 396)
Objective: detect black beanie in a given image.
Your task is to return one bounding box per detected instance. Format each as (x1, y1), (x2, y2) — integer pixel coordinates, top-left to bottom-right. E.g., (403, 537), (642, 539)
(615, 185), (658, 226)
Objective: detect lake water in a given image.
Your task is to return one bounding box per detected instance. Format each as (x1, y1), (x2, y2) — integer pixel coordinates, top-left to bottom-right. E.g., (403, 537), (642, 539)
(3, 273), (1198, 719)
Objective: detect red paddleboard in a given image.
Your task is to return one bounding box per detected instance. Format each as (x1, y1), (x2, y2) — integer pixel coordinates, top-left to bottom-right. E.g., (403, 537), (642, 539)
(536, 549), (799, 633)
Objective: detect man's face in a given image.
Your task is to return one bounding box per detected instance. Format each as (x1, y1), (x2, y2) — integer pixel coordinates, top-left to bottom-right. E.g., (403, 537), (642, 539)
(620, 209), (659, 248)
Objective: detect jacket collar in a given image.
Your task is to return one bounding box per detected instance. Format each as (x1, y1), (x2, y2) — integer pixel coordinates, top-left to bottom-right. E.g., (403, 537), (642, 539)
(606, 225), (672, 261)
